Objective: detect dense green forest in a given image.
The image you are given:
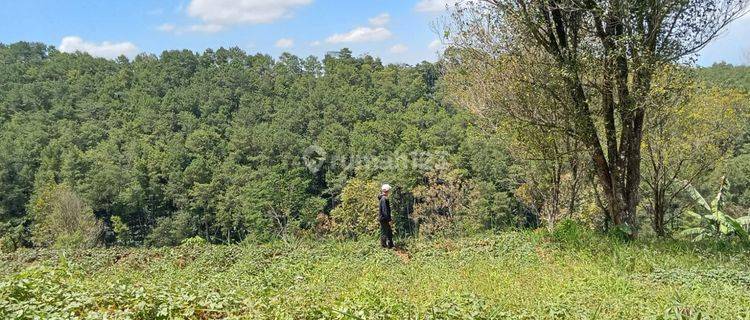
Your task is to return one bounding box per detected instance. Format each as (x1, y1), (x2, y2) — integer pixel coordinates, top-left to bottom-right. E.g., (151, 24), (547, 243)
(1, 40), (749, 251)
(0, 42), (519, 249)
(697, 62), (750, 92)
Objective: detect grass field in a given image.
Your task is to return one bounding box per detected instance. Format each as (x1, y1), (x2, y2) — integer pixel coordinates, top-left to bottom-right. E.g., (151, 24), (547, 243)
(2, 228), (750, 319)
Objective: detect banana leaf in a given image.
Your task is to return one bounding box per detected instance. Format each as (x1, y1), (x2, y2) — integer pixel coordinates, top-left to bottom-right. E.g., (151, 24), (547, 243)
(715, 210), (729, 234)
(711, 176), (727, 211)
(682, 181), (711, 214)
(736, 216), (750, 226)
(726, 216), (750, 240)
(684, 210), (703, 220)
(694, 233), (707, 242)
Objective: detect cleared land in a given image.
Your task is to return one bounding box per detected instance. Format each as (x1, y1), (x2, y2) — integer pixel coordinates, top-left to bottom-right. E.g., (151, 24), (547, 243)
(2, 231), (750, 319)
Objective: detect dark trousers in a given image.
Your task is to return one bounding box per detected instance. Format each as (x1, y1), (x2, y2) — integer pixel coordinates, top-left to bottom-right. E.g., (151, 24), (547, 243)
(380, 221), (394, 248)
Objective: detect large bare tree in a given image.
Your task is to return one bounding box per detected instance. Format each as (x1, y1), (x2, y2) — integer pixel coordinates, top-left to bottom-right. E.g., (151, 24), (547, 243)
(443, 0), (747, 236)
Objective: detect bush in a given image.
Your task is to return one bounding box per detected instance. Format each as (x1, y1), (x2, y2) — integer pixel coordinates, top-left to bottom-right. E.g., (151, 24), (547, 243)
(0, 220), (27, 253)
(28, 184), (102, 249)
(111, 215), (134, 246)
(181, 236), (207, 246)
(467, 180), (516, 230)
(550, 219), (595, 247)
(327, 179), (380, 238)
(146, 211), (198, 247)
(412, 167), (474, 237)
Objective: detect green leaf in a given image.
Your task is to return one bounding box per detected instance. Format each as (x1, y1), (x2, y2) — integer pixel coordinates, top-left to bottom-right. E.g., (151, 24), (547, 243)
(694, 233), (707, 242)
(726, 216), (749, 240)
(682, 181), (711, 214)
(715, 210), (729, 235)
(719, 223), (730, 235)
(684, 210), (703, 221)
(736, 216), (750, 226)
(680, 227), (705, 237)
(711, 177), (727, 211)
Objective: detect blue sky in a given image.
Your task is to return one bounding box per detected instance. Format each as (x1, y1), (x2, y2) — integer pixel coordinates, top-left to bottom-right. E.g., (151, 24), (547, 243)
(0, 0), (748, 65)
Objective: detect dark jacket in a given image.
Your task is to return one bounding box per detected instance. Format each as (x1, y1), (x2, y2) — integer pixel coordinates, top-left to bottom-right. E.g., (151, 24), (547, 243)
(378, 194), (391, 223)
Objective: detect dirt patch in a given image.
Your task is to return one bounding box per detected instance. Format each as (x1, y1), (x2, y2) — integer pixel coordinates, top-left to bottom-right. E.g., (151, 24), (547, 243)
(394, 246), (411, 263)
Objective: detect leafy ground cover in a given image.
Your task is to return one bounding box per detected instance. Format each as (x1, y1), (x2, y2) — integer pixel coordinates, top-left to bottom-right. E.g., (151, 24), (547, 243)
(2, 230), (750, 319)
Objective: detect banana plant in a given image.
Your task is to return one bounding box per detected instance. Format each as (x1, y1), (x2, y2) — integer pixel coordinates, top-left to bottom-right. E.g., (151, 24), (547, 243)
(680, 177), (750, 243)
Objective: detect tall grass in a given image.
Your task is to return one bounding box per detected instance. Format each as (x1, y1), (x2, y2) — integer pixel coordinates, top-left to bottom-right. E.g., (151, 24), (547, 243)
(2, 228), (750, 319)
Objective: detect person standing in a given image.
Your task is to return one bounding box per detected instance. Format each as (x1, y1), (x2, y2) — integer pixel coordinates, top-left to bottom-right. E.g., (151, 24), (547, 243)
(378, 184), (394, 248)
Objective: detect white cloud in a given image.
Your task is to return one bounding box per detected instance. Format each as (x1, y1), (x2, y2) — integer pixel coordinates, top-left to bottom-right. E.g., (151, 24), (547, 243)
(415, 0), (460, 13)
(326, 27), (392, 43)
(310, 40), (321, 46)
(275, 38), (295, 48)
(156, 23), (176, 32)
(369, 13), (390, 26)
(428, 39), (443, 50)
(59, 36), (138, 59)
(187, 0), (312, 25)
(390, 44), (408, 54)
(186, 24), (224, 33)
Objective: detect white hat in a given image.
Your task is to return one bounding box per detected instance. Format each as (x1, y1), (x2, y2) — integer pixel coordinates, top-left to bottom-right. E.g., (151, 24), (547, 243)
(381, 184), (392, 192)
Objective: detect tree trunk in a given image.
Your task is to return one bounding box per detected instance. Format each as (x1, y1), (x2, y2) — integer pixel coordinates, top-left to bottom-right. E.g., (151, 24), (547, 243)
(541, 1), (648, 238)
(580, 96), (643, 237)
(652, 188), (666, 237)
(549, 160), (562, 230)
(568, 157), (579, 218)
(566, 137), (581, 218)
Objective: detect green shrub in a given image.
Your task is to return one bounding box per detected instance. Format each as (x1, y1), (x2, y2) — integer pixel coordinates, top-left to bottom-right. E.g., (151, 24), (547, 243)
(327, 178), (381, 238)
(425, 294), (495, 320)
(467, 180), (516, 230)
(28, 184), (102, 249)
(0, 237), (17, 254)
(0, 220), (26, 253)
(550, 219), (595, 247)
(412, 166), (475, 237)
(181, 236), (207, 246)
(111, 215), (134, 246)
(146, 211), (197, 247)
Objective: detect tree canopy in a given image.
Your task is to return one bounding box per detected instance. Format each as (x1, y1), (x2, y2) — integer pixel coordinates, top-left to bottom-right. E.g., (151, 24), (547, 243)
(0, 42), (518, 247)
